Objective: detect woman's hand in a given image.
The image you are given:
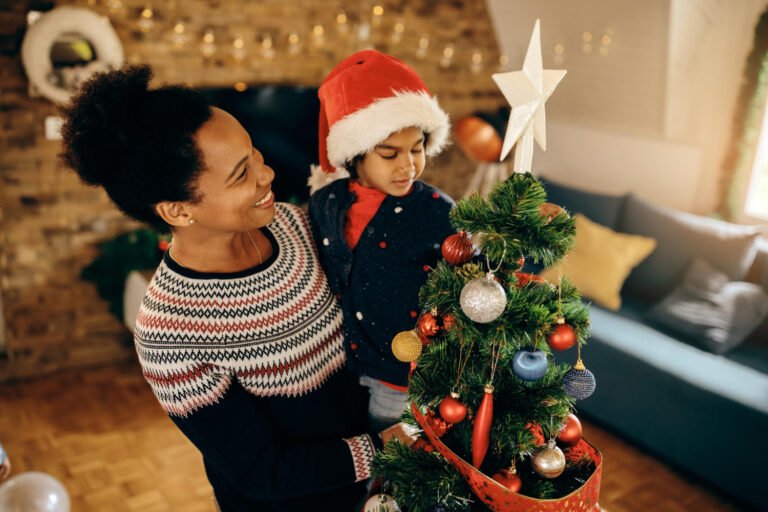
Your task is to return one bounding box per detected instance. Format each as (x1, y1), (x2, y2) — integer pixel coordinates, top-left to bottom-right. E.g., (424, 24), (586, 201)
(379, 422), (418, 447)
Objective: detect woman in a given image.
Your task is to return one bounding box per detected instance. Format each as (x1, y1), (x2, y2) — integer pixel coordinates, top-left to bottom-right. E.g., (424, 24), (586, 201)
(60, 66), (397, 511)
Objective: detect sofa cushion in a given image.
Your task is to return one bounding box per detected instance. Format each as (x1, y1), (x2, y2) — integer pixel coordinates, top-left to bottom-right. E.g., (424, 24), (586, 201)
(541, 178), (627, 229)
(540, 214), (656, 310)
(619, 194), (761, 301)
(645, 258), (768, 354)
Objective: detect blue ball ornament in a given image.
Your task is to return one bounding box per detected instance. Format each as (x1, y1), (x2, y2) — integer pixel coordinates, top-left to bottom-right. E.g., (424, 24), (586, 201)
(563, 360), (596, 399)
(512, 349), (548, 381)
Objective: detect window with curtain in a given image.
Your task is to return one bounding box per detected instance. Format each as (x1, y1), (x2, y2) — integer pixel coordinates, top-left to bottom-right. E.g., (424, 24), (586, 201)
(721, 7), (768, 223)
(745, 97), (768, 220)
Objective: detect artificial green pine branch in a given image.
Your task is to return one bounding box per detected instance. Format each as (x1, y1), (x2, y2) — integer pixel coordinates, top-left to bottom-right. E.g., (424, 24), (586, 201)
(373, 441), (475, 512)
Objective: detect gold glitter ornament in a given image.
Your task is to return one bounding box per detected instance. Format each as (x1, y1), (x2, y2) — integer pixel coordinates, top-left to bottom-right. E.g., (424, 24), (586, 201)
(391, 329), (423, 362)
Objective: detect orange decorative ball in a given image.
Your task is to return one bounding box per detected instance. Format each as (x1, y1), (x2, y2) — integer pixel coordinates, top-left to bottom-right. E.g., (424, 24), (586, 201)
(455, 116), (503, 162)
(557, 413), (583, 446)
(547, 324), (576, 351)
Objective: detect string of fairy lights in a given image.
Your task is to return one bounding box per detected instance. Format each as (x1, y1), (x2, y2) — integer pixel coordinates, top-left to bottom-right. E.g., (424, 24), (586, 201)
(79, 0), (613, 88)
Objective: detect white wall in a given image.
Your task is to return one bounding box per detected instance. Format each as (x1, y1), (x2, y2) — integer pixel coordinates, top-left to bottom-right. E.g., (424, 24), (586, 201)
(534, 121), (701, 211)
(486, 0), (767, 215)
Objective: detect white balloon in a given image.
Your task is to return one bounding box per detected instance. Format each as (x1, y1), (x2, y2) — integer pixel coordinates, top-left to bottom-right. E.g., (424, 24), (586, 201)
(0, 472), (70, 512)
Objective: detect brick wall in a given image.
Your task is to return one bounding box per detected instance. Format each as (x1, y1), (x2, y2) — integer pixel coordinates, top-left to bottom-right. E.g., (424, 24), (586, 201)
(0, 0), (504, 380)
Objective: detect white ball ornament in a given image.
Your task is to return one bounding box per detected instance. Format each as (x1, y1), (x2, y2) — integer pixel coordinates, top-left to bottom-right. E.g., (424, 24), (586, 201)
(460, 273), (507, 323)
(364, 493), (401, 512)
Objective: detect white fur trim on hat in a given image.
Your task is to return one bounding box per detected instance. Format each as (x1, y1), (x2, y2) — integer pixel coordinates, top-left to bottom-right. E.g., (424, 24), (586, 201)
(325, 90), (450, 169)
(308, 164), (350, 194)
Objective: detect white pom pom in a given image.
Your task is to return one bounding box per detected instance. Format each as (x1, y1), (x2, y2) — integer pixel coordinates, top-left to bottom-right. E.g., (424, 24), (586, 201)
(307, 164), (350, 195)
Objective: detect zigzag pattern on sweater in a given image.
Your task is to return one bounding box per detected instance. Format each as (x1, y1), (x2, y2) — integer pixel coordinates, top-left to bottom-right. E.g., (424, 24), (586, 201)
(134, 203), (346, 416)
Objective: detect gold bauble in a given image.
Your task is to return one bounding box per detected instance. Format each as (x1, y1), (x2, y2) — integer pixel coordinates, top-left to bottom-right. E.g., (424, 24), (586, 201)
(391, 330), (423, 362)
(532, 439), (565, 479)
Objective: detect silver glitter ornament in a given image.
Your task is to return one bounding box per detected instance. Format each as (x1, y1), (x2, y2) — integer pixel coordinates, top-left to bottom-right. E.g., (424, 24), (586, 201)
(460, 273), (507, 323)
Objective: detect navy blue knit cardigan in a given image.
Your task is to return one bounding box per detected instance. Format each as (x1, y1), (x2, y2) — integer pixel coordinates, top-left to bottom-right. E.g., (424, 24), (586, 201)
(309, 179), (455, 386)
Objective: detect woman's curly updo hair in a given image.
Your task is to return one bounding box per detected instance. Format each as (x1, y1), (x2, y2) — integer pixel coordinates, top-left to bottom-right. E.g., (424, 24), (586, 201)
(60, 65), (212, 233)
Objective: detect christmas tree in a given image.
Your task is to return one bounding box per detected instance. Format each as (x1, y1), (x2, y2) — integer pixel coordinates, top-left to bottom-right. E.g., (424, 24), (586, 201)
(368, 20), (601, 512)
(372, 174), (600, 512)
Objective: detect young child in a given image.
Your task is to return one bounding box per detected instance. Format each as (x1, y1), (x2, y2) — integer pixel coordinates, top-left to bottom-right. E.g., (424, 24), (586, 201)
(308, 50), (456, 433)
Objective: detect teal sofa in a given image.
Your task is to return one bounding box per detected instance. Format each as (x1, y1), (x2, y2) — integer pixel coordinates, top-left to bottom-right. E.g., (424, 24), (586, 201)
(540, 179), (768, 509)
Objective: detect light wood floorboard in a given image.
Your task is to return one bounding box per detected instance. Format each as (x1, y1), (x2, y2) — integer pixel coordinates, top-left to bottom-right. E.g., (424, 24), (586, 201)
(0, 362), (756, 511)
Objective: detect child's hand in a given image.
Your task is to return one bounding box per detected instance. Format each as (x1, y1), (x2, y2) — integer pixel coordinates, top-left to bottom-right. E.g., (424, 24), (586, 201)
(379, 422), (418, 447)
(0, 457), (10, 480)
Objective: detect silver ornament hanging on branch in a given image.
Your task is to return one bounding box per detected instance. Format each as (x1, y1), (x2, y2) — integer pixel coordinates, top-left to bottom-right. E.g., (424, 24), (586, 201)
(364, 493), (401, 512)
(532, 438), (566, 479)
(460, 245), (508, 324)
(460, 272), (507, 323)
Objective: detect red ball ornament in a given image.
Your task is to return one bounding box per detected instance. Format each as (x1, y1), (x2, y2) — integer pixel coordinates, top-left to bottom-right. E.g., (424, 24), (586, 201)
(539, 202), (567, 223)
(492, 468), (522, 492)
(439, 392), (467, 424)
(525, 421), (546, 446)
(514, 272), (547, 288)
(557, 413), (583, 446)
(158, 240), (170, 251)
(547, 324), (576, 351)
(425, 410), (451, 438)
(418, 312), (441, 337)
(441, 231), (474, 266)
(442, 313), (456, 331)
(411, 438), (434, 452)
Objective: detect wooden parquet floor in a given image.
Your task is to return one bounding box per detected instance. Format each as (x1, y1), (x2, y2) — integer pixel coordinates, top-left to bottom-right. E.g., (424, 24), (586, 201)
(0, 362), (758, 511)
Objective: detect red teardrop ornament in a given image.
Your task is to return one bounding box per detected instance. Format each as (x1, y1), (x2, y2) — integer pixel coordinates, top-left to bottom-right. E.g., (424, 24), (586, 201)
(472, 384), (494, 468)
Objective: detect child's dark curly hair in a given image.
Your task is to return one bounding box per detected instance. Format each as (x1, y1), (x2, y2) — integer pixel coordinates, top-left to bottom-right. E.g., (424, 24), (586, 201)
(60, 65), (212, 233)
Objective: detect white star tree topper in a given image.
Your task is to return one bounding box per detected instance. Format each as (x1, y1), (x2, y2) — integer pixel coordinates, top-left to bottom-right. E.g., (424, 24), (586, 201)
(492, 19), (566, 173)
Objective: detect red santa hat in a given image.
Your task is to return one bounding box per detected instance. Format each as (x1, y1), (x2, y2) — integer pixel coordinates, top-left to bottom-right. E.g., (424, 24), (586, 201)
(317, 50), (450, 175)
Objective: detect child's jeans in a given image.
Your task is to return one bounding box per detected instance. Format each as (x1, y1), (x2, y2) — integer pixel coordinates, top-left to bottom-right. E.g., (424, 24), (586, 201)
(359, 376), (408, 434)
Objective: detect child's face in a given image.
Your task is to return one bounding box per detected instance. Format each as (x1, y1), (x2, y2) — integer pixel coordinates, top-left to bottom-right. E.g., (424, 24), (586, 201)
(355, 126), (426, 196)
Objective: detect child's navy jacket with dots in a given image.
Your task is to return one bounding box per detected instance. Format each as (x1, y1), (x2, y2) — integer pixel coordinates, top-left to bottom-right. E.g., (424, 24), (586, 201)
(309, 178), (455, 386)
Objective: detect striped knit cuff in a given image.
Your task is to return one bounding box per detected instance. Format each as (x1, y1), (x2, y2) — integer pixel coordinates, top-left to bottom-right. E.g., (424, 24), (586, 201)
(342, 434), (377, 482)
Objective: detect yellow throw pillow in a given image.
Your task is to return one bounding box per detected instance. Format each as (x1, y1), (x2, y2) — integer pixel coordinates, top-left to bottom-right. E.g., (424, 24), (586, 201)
(539, 213), (657, 310)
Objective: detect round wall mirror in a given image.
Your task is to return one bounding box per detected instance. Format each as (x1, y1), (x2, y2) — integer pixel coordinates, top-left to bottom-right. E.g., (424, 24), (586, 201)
(21, 6), (124, 105)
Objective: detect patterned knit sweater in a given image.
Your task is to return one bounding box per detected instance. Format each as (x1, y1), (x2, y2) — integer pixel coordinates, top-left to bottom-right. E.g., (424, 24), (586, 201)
(134, 203), (378, 512)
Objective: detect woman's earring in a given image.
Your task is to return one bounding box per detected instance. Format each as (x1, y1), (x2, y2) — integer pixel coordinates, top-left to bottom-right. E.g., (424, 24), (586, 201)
(188, 218), (196, 225)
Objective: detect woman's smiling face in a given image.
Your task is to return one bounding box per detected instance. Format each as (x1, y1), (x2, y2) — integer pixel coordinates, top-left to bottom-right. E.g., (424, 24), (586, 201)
(186, 107), (276, 232)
